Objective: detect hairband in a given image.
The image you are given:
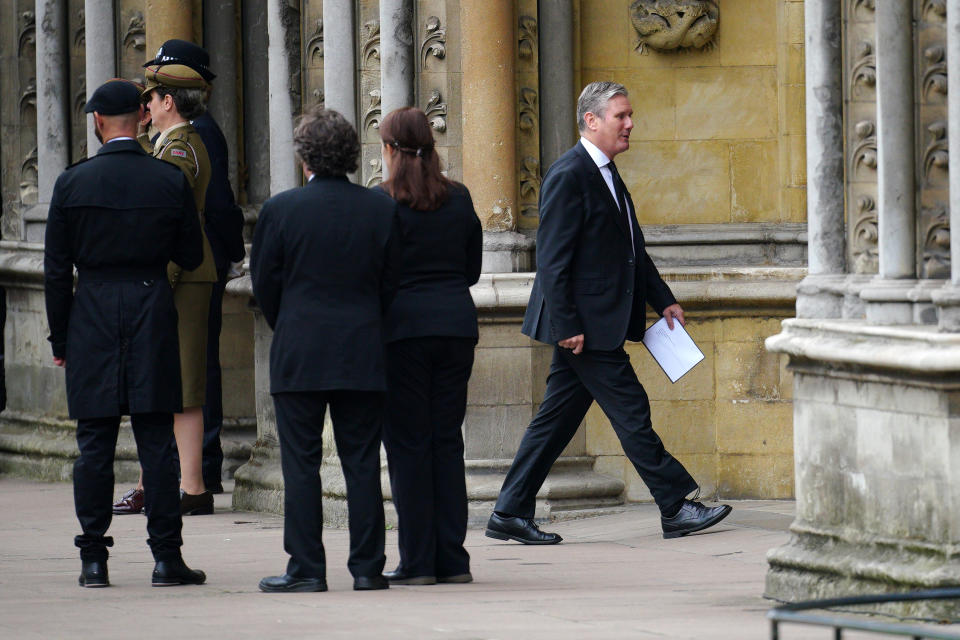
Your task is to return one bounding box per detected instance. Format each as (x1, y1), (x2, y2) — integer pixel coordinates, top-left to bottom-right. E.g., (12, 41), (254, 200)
(389, 140), (432, 158)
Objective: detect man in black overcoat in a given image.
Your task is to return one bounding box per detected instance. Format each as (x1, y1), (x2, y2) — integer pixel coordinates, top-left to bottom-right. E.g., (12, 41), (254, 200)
(44, 80), (207, 587)
(251, 107), (401, 593)
(486, 81), (732, 545)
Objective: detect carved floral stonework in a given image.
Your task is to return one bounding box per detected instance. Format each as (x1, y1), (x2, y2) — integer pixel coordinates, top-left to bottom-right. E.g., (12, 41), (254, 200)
(519, 156), (541, 219)
(853, 0), (875, 16)
(851, 41), (876, 94)
(851, 120), (877, 176)
(852, 195), (879, 274)
(922, 205), (950, 278)
(629, 0), (719, 53)
(74, 8), (85, 52)
(923, 0), (947, 21)
(19, 10), (36, 55)
(363, 89), (382, 132)
(518, 15), (537, 59)
(20, 147), (38, 205)
(362, 20), (381, 67)
(307, 18), (323, 65)
(923, 121), (948, 183)
(123, 12), (145, 52)
(365, 157), (383, 188)
(519, 88), (538, 132)
(923, 46), (947, 99)
(424, 90), (446, 133)
(420, 16), (445, 67)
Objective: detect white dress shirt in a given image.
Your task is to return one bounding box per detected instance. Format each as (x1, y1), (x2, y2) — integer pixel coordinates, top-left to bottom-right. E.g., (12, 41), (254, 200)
(579, 136), (635, 251)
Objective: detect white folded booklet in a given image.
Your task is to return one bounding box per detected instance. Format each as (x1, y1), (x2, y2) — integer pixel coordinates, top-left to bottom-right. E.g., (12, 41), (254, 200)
(642, 317), (705, 383)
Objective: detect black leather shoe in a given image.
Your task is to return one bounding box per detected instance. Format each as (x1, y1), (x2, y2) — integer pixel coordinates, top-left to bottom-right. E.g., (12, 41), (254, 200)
(259, 574), (328, 593)
(180, 489), (214, 516)
(437, 572), (473, 584)
(353, 575), (389, 590)
(152, 558), (206, 586)
(661, 500), (732, 539)
(485, 513), (562, 545)
(384, 566), (436, 585)
(78, 560), (109, 588)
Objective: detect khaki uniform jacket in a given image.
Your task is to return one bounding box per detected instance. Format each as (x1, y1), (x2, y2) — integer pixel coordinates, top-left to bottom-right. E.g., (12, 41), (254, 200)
(142, 123), (218, 284)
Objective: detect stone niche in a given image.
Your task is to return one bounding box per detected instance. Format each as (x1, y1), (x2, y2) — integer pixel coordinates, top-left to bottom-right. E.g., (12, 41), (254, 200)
(766, 319), (960, 621)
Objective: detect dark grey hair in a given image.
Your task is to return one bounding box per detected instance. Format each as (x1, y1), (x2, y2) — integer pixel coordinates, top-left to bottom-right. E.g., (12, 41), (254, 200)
(576, 81), (628, 132)
(293, 106), (360, 177)
(154, 85), (207, 121)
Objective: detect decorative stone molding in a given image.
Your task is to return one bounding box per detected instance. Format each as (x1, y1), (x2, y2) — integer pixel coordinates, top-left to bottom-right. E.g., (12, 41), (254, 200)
(362, 88), (382, 132)
(20, 148), (38, 205)
(850, 120), (877, 176)
(921, 205), (950, 279)
(922, 45), (947, 99)
(420, 15), (445, 67)
(629, 0), (719, 53)
(361, 19), (381, 66)
(122, 12), (145, 53)
(74, 8), (85, 52)
(518, 15), (537, 59)
(365, 156), (383, 188)
(922, 121), (948, 184)
(852, 195), (878, 274)
(851, 41), (876, 93)
(423, 89), (446, 133)
(922, 0), (946, 21)
(518, 87), (538, 132)
(306, 18), (323, 64)
(852, 0), (875, 16)
(18, 10), (35, 55)
(519, 156), (541, 219)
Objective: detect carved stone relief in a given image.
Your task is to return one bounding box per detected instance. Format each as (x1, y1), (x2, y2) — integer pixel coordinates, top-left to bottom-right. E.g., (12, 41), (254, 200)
(852, 195), (879, 274)
(362, 89), (382, 132)
(306, 18), (324, 65)
(850, 120), (877, 177)
(361, 19), (381, 67)
(921, 205), (950, 279)
(922, 0), (946, 22)
(922, 46), (947, 100)
(519, 156), (541, 219)
(118, 7), (146, 83)
(358, 2), (382, 188)
(922, 121), (948, 184)
(851, 41), (876, 96)
(69, 1), (86, 162)
(420, 15), (445, 68)
(424, 90), (446, 133)
(515, 3), (540, 227)
(518, 88), (538, 132)
(629, 0), (719, 54)
(302, 3), (324, 112)
(518, 15), (537, 59)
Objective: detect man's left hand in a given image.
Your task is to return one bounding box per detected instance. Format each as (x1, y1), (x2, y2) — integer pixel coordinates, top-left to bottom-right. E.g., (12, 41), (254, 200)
(53, 357), (65, 367)
(663, 303), (685, 330)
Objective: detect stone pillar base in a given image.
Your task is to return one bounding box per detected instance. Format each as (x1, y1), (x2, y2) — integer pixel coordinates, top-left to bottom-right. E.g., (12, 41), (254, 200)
(932, 286), (960, 331)
(860, 279), (917, 324)
(795, 274), (846, 319)
(482, 231), (535, 273)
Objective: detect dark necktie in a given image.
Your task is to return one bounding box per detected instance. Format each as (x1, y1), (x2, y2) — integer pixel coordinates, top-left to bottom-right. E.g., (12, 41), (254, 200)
(607, 160), (629, 215)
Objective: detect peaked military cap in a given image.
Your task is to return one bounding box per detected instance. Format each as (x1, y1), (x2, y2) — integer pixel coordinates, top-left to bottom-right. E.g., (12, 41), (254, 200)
(142, 64), (209, 96)
(143, 39), (216, 82)
(84, 79), (142, 115)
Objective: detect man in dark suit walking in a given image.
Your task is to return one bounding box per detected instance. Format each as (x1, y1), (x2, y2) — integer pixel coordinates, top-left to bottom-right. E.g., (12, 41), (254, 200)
(486, 81), (731, 544)
(44, 79), (207, 587)
(251, 107), (401, 593)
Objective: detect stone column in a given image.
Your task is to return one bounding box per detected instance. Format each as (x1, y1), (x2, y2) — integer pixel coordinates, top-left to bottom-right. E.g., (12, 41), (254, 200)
(205, 0), (239, 197)
(795, 0), (846, 319)
(145, 0), (194, 58)
(267, 0), (298, 194)
(933, 0), (960, 330)
(461, 0), (532, 271)
(35, 0), (69, 205)
(860, 0), (917, 324)
(84, 0), (116, 156)
(379, 0), (414, 179)
(324, 0), (357, 127)
(242, 0), (271, 204)
(538, 0), (576, 172)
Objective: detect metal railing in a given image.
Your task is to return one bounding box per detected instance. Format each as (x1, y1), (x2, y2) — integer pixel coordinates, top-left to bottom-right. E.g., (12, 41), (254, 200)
(769, 589), (960, 639)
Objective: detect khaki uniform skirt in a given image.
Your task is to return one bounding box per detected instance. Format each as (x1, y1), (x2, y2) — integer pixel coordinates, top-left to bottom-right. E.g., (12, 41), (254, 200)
(173, 282), (212, 409)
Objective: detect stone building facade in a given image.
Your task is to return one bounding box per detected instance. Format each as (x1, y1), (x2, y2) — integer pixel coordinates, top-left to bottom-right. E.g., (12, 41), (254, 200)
(1, 1), (802, 519)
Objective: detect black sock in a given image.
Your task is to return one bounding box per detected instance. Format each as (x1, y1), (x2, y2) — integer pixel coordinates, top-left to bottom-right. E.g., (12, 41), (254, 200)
(661, 500), (684, 518)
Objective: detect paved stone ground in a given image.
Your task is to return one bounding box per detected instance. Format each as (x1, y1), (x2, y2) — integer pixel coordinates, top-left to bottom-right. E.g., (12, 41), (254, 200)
(0, 477), (950, 640)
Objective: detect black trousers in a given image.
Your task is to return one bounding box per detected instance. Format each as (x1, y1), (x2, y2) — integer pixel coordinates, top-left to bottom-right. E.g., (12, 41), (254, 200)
(495, 346), (698, 517)
(273, 390), (386, 579)
(201, 268), (228, 486)
(74, 413), (183, 562)
(383, 337), (475, 578)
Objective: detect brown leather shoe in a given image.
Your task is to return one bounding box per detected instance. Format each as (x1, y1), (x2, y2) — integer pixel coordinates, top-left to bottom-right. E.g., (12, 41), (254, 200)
(112, 488), (144, 515)
(180, 489), (214, 515)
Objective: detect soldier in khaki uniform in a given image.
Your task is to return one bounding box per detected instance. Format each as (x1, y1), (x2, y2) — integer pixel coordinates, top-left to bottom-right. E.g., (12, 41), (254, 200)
(115, 63), (218, 517)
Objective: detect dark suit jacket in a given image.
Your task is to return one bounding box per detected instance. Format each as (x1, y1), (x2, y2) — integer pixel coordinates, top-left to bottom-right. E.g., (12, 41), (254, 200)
(44, 139), (203, 418)
(251, 175), (401, 393)
(377, 182), (483, 344)
(191, 112), (246, 269)
(521, 141), (676, 351)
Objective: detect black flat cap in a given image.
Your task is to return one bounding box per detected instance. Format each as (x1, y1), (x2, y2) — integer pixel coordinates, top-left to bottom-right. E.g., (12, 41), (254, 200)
(143, 39), (216, 82)
(84, 79), (142, 115)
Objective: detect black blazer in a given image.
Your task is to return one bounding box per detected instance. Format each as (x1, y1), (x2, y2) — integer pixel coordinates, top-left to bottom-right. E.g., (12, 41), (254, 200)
(251, 176), (401, 393)
(521, 141), (676, 351)
(44, 139), (203, 418)
(377, 183), (482, 344)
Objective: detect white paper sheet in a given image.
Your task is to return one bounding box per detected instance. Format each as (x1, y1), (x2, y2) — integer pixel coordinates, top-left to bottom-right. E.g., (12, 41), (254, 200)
(642, 317), (705, 383)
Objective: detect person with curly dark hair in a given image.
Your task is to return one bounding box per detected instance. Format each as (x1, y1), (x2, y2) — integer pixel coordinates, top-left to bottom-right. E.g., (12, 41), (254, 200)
(376, 107), (482, 586)
(252, 106), (401, 593)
